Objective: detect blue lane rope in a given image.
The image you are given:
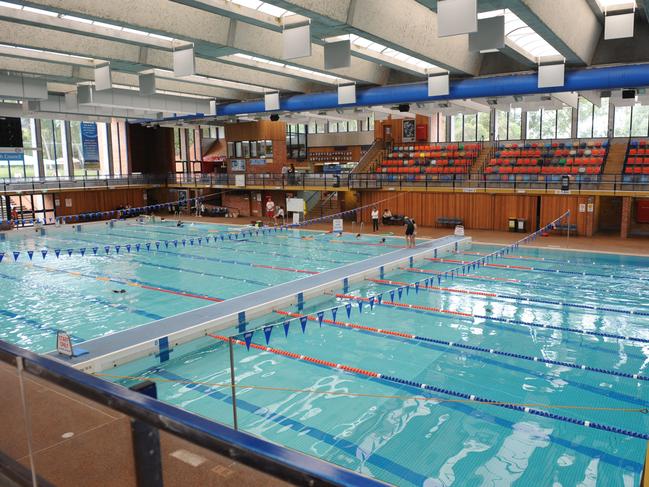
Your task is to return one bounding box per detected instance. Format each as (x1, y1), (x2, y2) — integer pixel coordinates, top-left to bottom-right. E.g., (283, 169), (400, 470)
(337, 294), (649, 345)
(372, 279), (649, 317)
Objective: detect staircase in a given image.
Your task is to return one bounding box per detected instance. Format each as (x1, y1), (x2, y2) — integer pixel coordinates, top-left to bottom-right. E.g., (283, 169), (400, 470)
(312, 192), (341, 218)
(351, 140), (384, 173)
(299, 190), (321, 213)
(602, 139), (628, 175)
(470, 142), (494, 175)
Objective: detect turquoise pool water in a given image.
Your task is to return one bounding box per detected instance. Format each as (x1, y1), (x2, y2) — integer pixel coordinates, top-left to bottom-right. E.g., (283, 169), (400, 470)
(108, 243), (649, 487)
(0, 221), (396, 353)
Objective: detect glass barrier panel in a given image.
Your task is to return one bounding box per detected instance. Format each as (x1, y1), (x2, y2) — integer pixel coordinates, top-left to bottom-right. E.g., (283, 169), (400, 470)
(23, 368), (138, 487)
(0, 359), (37, 486)
(159, 430), (290, 487)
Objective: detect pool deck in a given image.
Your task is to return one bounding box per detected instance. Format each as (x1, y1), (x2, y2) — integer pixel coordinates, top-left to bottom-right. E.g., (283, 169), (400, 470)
(59, 234), (469, 373)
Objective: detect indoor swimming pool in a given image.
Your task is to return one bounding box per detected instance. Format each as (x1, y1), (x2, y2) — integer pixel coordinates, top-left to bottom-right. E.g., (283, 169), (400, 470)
(104, 243), (649, 487)
(0, 220), (397, 353)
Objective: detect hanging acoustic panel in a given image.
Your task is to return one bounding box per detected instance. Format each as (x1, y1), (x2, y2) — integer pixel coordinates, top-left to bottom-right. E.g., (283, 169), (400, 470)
(468, 15), (505, 52)
(338, 83), (356, 105)
(94, 64), (112, 91)
(437, 0), (477, 37)
(604, 13), (634, 40)
(138, 73), (156, 96)
(173, 47), (195, 77)
(282, 24), (312, 60)
(428, 73), (450, 96)
(324, 40), (351, 69)
(538, 63), (565, 88)
(264, 91), (280, 111)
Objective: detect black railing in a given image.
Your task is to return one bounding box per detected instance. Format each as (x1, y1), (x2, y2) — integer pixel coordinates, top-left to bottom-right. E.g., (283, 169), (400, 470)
(0, 174), (167, 193)
(166, 172), (649, 195)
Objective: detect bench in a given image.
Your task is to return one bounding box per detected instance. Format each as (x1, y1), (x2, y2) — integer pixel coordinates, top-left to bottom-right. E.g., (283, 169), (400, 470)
(437, 217), (464, 228)
(552, 223), (577, 234)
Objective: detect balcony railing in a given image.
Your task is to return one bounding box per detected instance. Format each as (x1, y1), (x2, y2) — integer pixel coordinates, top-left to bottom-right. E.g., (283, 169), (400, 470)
(0, 174), (167, 193)
(168, 172), (649, 195)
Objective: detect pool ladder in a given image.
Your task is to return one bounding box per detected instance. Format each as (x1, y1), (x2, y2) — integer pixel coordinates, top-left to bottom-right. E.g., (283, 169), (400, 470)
(351, 221), (364, 235)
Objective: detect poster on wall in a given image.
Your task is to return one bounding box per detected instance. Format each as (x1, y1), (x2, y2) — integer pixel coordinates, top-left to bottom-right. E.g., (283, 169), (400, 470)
(249, 159), (266, 166)
(178, 190), (188, 208)
(402, 119), (415, 142)
(230, 159), (246, 172)
(80, 122), (100, 164)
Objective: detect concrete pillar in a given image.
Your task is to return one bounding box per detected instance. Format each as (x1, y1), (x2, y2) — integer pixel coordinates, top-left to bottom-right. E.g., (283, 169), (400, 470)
(620, 196), (632, 238)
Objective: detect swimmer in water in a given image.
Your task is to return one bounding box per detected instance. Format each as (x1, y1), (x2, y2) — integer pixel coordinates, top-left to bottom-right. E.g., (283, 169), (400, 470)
(112, 289), (127, 294)
(176, 220), (184, 227)
(381, 237), (386, 243)
(356, 233), (361, 239)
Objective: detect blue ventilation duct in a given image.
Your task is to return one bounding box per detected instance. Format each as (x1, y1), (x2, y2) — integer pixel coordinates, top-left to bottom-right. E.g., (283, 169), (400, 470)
(135, 63), (649, 123)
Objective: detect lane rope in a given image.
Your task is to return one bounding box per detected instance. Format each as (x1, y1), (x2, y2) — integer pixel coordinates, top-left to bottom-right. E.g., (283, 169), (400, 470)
(208, 334), (649, 441)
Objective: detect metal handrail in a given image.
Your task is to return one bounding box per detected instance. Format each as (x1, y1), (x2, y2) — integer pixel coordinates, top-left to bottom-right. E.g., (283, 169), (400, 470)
(0, 339), (386, 487)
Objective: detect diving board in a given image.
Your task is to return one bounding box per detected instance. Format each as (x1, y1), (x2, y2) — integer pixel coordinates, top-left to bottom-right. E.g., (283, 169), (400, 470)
(61, 234), (470, 373)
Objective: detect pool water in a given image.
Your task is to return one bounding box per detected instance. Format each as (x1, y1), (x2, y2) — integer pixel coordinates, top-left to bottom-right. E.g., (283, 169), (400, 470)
(108, 243), (649, 487)
(0, 220), (397, 353)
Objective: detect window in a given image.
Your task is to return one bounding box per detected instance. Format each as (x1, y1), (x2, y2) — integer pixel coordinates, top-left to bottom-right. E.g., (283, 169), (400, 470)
(593, 98), (609, 137)
(97, 122), (111, 176)
(9, 193), (54, 226)
(463, 114), (477, 141)
(348, 120), (358, 132)
(21, 118), (39, 178)
(286, 123), (307, 160)
(578, 97), (609, 138)
(110, 120), (128, 176)
(495, 109), (521, 140)
(631, 105), (649, 137)
(40, 119), (69, 177)
(477, 112), (490, 141)
(450, 114), (463, 142)
(541, 109), (557, 139)
(556, 108), (572, 139)
(577, 98), (593, 138)
(526, 110), (541, 139)
(614, 106), (632, 137)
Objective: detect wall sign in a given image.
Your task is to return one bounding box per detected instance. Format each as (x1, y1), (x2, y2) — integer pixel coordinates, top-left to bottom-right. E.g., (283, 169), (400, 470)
(402, 119), (415, 143)
(579, 203), (586, 213)
(65, 198), (72, 208)
(230, 159), (246, 172)
(80, 122), (100, 163)
(587, 203), (594, 213)
(249, 158), (267, 166)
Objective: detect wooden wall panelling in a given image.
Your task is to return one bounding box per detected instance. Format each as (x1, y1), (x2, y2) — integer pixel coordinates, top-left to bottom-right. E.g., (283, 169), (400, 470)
(55, 189), (146, 216)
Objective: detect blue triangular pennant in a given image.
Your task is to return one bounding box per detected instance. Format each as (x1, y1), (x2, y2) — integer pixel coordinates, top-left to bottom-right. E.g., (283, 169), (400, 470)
(182, 239), (186, 247)
(41, 250), (47, 259)
(135, 243), (141, 252)
(398, 287), (403, 300)
(316, 311), (324, 326)
(220, 235), (224, 241)
(390, 289), (395, 301)
(173, 240), (178, 248)
(283, 321), (290, 337)
(189, 239), (194, 246)
(27, 250), (34, 261)
(12, 251), (20, 261)
(79, 248), (86, 256)
(104, 246), (110, 255)
(369, 297), (375, 309)
(243, 331), (254, 350)
(331, 307), (338, 321)
(92, 247), (98, 255)
(345, 302), (352, 318)
(358, 301), (363, 313)
(125, 244), (131, 253)
(263, 326), (273, 345)
(156, 242), (161, 249)
(67, 249), (73, 257)
(115, 245), (120, 254)
(300, 316), (308, 333)
(415, 283), (420, 294)
(197, 238), (202, 245)
(377, 294), (383, 305)
(55, 249), (61, 258)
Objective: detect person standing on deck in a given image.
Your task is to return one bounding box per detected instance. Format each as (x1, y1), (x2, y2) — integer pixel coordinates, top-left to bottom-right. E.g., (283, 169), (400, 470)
(404, 217), (416, 248)
(371, 206), (380, 232)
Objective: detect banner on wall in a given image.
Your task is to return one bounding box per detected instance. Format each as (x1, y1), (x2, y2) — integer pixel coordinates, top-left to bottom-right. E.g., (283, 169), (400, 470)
(230, 159), (246, 171)
(402, 119), (415, 142)
(0, 147), (24, 163)
(80, 122), (100, 164)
